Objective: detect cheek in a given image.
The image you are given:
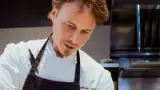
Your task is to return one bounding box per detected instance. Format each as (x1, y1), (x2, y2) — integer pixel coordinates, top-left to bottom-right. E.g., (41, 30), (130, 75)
(79, 35), (91, 46)
(53, 29), (64, 47)
(59, 34), (68, 46)
(54, 24), (65, 42)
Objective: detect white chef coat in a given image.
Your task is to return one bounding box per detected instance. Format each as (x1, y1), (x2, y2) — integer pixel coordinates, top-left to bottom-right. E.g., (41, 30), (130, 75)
(0, 39), (114, 90)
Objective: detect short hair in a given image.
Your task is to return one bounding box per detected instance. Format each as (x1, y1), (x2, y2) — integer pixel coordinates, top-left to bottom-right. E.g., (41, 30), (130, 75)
(48, 0), (109, 25)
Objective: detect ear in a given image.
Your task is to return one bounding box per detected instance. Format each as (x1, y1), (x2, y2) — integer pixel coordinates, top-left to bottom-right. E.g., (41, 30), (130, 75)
(51, 7), (58, 22)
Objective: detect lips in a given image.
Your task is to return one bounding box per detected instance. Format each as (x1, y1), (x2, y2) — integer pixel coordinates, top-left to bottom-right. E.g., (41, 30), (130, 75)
(64, 43), (74, 49)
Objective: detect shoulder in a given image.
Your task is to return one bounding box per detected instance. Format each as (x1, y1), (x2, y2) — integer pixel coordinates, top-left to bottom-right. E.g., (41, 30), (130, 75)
(2, 39), (47, 64)
(79, 50), (113, 89)
(5, 39), (46, 54)
(4, 39), (46, 49)
(79, 49), (107, 74)
(18, 39), (46, 50)
(1, 39), (47, 89)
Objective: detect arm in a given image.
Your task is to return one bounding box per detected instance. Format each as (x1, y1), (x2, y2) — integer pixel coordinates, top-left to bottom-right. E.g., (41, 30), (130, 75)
(0, 44), (20, 90)
(98, 69), (114, 90)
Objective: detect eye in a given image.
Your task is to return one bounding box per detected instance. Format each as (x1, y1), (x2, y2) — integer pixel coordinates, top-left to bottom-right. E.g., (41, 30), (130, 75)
(65, 23), (75, 30)
(67, 24), (74, 28)
(81, 30), (89, 34)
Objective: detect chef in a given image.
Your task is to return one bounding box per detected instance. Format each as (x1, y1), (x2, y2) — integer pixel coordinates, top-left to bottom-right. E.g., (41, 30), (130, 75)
(0, 0), (114, 90)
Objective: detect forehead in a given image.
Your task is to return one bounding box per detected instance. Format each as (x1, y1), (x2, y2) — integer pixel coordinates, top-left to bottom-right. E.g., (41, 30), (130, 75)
(57, 1), (96, 30)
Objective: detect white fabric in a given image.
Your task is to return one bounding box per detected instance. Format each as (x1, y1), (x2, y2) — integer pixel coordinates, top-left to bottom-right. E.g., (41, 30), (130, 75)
(0, 39), (114, 90)
(36, 40), (77, 82)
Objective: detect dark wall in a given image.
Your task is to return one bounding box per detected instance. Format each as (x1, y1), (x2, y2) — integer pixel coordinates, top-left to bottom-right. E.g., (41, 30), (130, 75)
(0, 0), (52, 28)
(0, 0), (112, 28)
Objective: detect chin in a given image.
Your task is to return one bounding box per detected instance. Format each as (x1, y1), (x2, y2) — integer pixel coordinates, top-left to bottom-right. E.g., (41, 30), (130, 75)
(63, 51), (72, 56)
(63, 49), (75, 56)
(63, 53), (71, 57)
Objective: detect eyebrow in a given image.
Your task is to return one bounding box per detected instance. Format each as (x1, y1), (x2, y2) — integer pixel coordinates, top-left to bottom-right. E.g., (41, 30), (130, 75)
(66, 21), (76, 27)
(66, 21), (92, 31)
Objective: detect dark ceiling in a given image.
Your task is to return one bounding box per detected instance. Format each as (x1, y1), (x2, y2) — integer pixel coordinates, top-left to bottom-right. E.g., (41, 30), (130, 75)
(0, 0), (111, 28)
(0, 0), (52, 28)
(1, 0), (160, 28)
(1, 0), (52, 28)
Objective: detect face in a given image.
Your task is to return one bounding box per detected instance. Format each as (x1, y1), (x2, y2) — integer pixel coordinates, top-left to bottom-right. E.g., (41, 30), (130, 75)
(51, 1), (96, 57)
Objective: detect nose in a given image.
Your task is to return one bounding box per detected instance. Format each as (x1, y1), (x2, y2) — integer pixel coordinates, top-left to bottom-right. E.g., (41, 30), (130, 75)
(70, 32), (80, 44)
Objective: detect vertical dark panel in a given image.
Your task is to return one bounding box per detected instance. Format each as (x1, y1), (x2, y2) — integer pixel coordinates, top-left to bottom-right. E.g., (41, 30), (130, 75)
(154, 9), (160, 48)
(145, 9), (153, 48)
(152, 9), (158, 48)
(140, 9), (145, 48)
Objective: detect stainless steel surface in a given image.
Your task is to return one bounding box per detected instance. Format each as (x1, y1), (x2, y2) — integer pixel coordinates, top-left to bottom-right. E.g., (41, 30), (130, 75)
(132, 61), (160, 68)
(156, 5), (160, 9)
(102, 63), (119, 68)
(136, 4), (141, 52)
(119, 78), (160, 90)
(120, 68), (160, 77)
(111, 51), (160, 58)
(111, 5), (160, 51)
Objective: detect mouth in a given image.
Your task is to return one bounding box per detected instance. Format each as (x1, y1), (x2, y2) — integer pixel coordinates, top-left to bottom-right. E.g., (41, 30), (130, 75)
(64, 43), (75, 49)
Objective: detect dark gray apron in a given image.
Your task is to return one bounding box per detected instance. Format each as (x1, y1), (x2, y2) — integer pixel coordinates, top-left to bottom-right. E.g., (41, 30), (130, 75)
(23, 33), (80, 90)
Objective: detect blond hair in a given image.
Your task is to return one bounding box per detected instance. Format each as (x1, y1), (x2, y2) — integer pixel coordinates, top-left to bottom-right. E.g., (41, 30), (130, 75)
(48, 0), (109, 25)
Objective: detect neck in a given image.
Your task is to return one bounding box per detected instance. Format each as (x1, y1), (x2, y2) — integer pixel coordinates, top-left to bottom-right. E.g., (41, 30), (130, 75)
(50, 36), (64, 58)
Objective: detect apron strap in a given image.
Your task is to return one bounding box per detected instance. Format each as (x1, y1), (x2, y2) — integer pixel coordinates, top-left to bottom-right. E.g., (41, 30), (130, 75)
(74, 50), (80, 83)
(29, 33), (81, 84)
(35, 33), (53, 65)
(29, 33), (53, 74)
(28, 49), (38, 74)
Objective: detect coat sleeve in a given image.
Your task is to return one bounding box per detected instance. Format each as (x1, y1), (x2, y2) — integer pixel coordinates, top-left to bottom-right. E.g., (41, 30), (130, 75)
(0, 43), (21, 90)
(98, 69), (114, 90)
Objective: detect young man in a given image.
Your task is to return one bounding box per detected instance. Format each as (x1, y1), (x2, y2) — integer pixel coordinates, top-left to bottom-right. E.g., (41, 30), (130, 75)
(0, 0), (114, 90)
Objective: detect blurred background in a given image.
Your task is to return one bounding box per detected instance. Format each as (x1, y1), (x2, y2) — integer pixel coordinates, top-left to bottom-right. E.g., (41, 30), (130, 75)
(0, 0), (160, 90)
(110, 0), (160, 90)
